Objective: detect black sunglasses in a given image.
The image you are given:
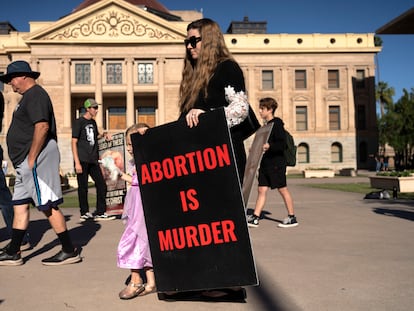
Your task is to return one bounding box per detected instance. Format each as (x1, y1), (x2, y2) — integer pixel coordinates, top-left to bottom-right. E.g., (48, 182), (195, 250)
(184, 36), (202, 48)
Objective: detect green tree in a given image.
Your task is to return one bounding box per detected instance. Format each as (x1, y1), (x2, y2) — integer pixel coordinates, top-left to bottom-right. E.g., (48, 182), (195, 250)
(376, 81), (394, 117)
(378, 88), (414, 168)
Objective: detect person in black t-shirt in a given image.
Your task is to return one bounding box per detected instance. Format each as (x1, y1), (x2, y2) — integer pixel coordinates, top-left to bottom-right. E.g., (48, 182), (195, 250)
(0, 92), (31, 252)
(72, 98), (115, 221)
(0, 60), (80, 266)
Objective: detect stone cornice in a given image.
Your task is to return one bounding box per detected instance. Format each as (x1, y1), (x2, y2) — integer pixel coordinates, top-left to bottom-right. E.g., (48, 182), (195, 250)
(45, 10), (177, 41)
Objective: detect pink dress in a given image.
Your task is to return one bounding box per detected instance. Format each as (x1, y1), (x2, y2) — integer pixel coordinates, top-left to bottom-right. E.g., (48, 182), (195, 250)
(117, 161), (152, 269)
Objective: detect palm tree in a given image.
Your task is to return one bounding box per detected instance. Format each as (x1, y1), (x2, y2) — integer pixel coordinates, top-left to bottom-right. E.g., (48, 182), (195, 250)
(376, 81), (395, 117)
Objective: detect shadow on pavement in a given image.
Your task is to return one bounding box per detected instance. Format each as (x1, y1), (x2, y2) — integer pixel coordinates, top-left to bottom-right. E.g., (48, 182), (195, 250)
(373, 207), (414, 221)
(22, 215), (101, 262)
(249, 264), (303, 311)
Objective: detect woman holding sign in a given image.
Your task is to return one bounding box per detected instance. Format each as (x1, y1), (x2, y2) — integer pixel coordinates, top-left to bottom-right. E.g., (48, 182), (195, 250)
(178, 18), (252, 182)
(176, 18), (249, 301)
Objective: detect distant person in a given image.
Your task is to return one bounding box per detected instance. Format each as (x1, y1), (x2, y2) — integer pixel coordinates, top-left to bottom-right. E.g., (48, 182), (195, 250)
(247, 97), (298, 228)
(375, 154), (381, 173)
(71, 98), (115, 221)
(0, 92), (31, 253)
(383, 156), (389, 171)
(0, 60), (81, 266)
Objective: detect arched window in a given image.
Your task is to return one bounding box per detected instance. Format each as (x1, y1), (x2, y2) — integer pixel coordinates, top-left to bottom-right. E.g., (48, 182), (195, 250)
(331, 142), (343, 162)
(298, 143), (309, 163)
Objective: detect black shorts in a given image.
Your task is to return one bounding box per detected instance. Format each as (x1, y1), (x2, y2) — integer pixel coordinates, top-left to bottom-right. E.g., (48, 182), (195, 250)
(258, 165), (287, 189)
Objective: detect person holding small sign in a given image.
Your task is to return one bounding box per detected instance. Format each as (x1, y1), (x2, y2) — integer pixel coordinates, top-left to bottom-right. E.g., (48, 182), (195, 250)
(101, 123), (156, 299)
(247, 97), (298, 228)
(178, 18), (249, 182)
(71, 98), (115, 221)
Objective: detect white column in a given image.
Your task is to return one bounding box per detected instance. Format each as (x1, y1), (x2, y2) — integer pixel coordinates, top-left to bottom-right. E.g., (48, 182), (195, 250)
(281, 66), (289, 124)
(246, 66), (255, 111)
(62, 58), (71, 128)
(94, 58), (103, 129)
(346, 66), (355, 130)
(126, 58), (134, 127)
(157, 58), (166, 124)
(313, 66), (324, 132)
(30, 58), (39, 72)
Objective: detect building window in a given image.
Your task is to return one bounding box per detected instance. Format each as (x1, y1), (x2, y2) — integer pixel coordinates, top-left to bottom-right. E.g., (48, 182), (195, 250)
(138, 63), (153, 84)
(328, 70), (339, 89)
(329, 106), (340, 130)
(296, 106), (308, 131)
(295, 70), (307, 89)
(298, 143), (309, 163)
(262, 70), (274, 90)
(357, 105), (366, 130)
(106, 63), (122, 84)
(356, 69), (365, 89)
(75, 64), (91, 84)
(108, 107), (126, 130)
(137, 107), (156, 127)
(331, 142), (342, 162)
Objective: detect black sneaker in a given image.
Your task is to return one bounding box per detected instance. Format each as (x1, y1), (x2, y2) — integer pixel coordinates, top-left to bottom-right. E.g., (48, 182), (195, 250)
(247, 215), (260, 228)
(94, 213), (116, 221)
(41, 248), (82, 266)
(79, 212), (94, 222)
(0, 251), (23, 266)
(1, 241), (31, 253)
(278, 216), (299, 228)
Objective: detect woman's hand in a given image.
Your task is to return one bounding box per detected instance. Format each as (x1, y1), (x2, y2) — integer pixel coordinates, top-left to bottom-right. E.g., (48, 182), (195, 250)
(186, 108), (205, 128)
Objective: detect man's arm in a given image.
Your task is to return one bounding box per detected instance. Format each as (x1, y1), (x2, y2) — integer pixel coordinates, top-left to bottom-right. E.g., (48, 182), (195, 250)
(28, 121), (49, 169)
(71, 137), (83, 174)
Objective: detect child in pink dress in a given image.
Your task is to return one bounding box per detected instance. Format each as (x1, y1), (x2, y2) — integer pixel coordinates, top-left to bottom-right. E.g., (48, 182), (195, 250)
(117, 123), (156, 299)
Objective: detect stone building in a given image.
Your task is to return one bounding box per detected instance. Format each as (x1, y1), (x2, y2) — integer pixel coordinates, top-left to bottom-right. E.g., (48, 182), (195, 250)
(0, 0), (380, 175)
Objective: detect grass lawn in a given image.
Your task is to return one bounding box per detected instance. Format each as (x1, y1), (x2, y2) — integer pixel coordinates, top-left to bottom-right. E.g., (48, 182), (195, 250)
(61, 189), (96, 208)
(303, 182), (374, 194)
(303, 182), (414, 199)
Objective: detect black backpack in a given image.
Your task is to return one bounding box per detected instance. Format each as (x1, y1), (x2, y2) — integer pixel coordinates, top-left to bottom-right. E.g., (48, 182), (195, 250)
(284, 130), (297, 166)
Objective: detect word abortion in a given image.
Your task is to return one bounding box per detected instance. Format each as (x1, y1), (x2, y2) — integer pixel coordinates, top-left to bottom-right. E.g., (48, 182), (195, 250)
(140, 144), (232, 185)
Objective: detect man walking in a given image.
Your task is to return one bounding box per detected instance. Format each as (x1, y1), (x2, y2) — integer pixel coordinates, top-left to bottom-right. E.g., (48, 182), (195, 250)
(0, 60), (81, 266)
(72, 98), (115, 221)
(0, 92), (31, 252)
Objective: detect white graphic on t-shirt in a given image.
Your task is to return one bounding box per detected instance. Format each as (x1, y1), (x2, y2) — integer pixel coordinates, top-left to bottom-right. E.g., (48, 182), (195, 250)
(85, 124), (95, 146)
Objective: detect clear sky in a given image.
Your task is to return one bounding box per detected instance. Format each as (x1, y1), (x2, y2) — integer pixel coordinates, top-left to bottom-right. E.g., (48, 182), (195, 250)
(1, 0), (413, 101)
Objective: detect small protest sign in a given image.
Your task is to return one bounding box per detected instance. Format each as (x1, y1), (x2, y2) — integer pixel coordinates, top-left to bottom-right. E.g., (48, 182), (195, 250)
(98, 132), (126, 215)
(242, 123), (274, 204)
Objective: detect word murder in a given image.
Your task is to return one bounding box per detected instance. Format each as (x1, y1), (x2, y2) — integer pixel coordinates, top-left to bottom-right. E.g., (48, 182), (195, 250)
(158, 220), (238, 251)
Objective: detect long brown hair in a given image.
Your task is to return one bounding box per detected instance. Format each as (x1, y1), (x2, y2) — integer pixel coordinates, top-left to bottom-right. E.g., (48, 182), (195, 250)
(179, 18), (234, 113)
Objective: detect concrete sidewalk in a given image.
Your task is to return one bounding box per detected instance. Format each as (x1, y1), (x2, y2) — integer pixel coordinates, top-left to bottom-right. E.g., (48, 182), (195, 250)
(1, 175), (413, 311)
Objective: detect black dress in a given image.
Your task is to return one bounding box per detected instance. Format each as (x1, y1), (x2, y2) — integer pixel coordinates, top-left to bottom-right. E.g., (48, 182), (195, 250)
(180, 60), (247, 181)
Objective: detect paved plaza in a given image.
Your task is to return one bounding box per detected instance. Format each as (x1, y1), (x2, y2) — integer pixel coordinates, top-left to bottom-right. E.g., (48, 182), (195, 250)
(1, 175), (413, 311)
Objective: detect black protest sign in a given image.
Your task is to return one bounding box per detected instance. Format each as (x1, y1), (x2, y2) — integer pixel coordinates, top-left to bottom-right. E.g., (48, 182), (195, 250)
(132, 108), (258, 292)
